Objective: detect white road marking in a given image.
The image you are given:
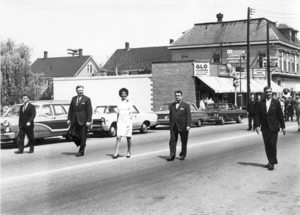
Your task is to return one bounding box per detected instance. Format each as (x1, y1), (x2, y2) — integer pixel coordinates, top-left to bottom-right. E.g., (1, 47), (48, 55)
(2, 125), (297, 182)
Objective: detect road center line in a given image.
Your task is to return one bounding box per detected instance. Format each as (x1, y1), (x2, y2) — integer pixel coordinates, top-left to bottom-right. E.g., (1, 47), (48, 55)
(2, 125), (297, 182)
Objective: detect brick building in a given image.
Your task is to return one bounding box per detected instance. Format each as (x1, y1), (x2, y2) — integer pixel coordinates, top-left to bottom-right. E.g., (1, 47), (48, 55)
(152, 14), (300, 110)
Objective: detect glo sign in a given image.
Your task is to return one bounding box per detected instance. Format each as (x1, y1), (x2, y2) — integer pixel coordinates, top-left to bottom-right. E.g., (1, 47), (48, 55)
(194, 63), (210, 76)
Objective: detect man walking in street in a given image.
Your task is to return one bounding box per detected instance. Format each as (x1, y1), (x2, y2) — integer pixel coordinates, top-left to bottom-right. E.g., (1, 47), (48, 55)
(255, 86), (285, 171)
(247, 93), (256, 131)
(67, 85), (92, 157)
(167, 90), (191, 161)
(15, 94), (36, 154)
(294, 95), (300, 132)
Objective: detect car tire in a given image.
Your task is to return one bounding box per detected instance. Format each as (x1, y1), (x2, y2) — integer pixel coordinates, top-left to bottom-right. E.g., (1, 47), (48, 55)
(219, 116), (225, 125)
(13, 134), (29, 147)
(196, 119), (202, 127)
(236, 115), (243, 123)
(65, 130), (72, 142)
(108, 124), (117, 137)
(140, 123), (148, 134)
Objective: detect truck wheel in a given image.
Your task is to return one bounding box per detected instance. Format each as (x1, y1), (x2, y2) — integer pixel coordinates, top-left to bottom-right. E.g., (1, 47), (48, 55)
(196, 119), (202, 127)
(108, 125), (117, 137)
(140, 123), (148, 134)
(236, 115), (243, 123)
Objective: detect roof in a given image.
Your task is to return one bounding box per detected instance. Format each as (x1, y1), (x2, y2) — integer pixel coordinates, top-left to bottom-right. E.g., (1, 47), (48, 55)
(103, 46), (172, 72)
(31, 56), (91, 78)
(170, 18), (300, 48)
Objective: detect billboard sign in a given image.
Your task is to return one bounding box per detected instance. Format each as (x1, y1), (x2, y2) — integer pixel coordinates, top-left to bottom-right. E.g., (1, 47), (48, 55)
(227, 50), (246, 64)
(253, 68), (266, 78)
(194, 62), (210, 76)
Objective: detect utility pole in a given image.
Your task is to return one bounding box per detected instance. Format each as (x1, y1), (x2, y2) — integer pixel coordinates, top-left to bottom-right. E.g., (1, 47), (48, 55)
(266, 20), (271, 87)
(246, 7), (251, 111)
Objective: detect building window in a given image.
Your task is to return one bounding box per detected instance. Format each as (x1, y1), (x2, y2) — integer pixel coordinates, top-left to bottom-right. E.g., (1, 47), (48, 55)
(213, 54), (220, 63)
(258, 53), (266, 68)
(288, 62), (290, 71)
(87, 65), (89, 73)
(297, 64), (299, 73)
(292, 63), (294, 71)
(283, 61), (286, 71)
(277, 80), (281, 86)
(90, 65), (93, 73)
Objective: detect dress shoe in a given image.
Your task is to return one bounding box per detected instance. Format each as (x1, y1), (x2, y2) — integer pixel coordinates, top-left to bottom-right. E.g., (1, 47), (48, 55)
(126, 152), (131, 158)
(179, 156), (185, 161)
(265, 163), (271, 168)
(268, 164), (274, 171)
(76, 153), (84, 157)
(113, 154), (119, 159)
(166, 156), (175, 161)
(14, 150), (23, 154)
(28, 151), (34, 154)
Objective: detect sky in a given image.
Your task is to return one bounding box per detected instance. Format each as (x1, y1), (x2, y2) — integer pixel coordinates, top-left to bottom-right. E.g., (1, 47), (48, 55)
(1, 0), (300, 65)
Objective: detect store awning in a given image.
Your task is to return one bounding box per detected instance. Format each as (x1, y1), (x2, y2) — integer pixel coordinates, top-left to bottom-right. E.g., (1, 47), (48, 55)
(196, 76), (283, 93)
(196, 76), (234, 93)
(254, 79), (283, 93)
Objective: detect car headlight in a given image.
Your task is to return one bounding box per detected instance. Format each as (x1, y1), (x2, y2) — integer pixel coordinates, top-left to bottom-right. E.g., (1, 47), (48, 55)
(214, 113), (219, 116)
(5, 127), (11, 132)
(100, 117), (106, 125)
(3, 120), (9, 127)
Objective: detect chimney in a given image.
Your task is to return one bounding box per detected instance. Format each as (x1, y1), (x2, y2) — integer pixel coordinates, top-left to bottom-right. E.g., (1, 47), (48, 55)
(125, 42), (129, 51)
(217, 13), (223, 22)
(44, 51), (48, 59)
(170, 39), (174, 44)
(78, 49), (83, 57)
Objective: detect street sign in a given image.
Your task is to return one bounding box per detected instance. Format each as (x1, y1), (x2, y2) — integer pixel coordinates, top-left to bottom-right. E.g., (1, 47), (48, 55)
(253, 68), (266, 78)
(263, 57), (279, 67)
(227, 50), (245, 55)
(194, 62), (210, 76)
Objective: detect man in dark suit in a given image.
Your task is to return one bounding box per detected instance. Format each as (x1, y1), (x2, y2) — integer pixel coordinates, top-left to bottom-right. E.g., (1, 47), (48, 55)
(247, 93), (256, 131)
(67, 85), (92, 157)
(167, 90), (191, 161)
(255, 86), (285, 170)
(15, 94), (36, 154)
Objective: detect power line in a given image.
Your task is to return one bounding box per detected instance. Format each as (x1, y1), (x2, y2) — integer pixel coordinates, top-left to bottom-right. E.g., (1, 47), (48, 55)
(254, 9), (300, 16)
(253, 13), (300, 20)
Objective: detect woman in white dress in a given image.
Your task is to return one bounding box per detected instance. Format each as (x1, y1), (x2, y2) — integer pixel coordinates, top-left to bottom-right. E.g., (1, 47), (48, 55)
(113, 88), (133, 159)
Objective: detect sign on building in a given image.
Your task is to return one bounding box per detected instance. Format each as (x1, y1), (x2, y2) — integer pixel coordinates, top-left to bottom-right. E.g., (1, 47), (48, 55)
(194, 62), (210, 76)
(253, 68), (266, 78)
(219, 65), (231, 76)
(263, 57), (279, 67)
(226, 50), (246, 64)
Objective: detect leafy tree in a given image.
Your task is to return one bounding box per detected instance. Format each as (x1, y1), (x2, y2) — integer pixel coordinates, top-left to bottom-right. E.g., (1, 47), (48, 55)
(40, 79), (54, 100)
(1, 39), (44, 105)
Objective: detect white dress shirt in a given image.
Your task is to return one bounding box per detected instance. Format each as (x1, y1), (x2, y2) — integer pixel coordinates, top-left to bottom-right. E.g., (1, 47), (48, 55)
(266, 98), (272, 113)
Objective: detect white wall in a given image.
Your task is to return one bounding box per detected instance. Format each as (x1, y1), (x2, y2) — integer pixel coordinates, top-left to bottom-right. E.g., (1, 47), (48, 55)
(53, 75), (153, 112)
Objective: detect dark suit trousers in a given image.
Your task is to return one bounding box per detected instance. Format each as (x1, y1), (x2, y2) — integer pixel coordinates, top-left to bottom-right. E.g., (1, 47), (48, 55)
(248, 114), (255, 129)
(169, 124), (189, 157)
(72, 119), (87, 154)
(262, 128), (278, 165)
(18, 126), (34, 152)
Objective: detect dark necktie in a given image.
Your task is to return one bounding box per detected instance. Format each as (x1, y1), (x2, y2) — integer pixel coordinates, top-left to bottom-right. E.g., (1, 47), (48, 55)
(76, 96), (81, 106)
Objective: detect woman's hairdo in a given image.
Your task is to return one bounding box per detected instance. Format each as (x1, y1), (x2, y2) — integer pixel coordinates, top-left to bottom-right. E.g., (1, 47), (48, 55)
(119, 88), (129, 97)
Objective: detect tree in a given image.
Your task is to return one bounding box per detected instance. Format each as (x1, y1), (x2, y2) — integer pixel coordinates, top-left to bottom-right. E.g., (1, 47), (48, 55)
(1, 39), (43, 105)
(40, 79), (54, 100)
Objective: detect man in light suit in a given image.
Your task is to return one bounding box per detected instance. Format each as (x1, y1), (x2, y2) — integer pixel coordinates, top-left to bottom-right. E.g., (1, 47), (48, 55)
(15, 94), (36, 154)
(167, 90), (191, 161)
(67, 85), (92, 157)
(255, 86), (285, 170)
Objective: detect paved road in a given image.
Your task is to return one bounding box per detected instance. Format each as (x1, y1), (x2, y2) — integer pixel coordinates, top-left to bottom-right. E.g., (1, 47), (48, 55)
(1, 121), (300, 215)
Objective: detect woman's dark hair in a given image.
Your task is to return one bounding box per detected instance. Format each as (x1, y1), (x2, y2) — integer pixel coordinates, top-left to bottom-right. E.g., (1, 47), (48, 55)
(119, 88), (129, 97)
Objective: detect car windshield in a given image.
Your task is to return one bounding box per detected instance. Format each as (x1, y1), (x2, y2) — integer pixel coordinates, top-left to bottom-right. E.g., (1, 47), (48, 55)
(159, 104), (170, 111)
(94, 106), (117, 114)
(206, 104), (226, 110)
(2, 105), (40, 117)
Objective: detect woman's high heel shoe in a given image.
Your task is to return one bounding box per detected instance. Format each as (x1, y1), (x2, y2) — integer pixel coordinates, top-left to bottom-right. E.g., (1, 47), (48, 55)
(113, 154), (119, 159)
(126, 152), (131, 158)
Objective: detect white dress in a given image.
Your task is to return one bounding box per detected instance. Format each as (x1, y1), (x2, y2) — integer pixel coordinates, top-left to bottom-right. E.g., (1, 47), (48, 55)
(116, 99), (133, 137)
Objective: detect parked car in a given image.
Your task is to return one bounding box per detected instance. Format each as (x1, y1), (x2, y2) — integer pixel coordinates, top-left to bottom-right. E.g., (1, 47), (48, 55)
(90, 105), (158, 137)
(155, 102), (209, 127)
(206, 103), (247, 125)
(1, 100), (71, 145)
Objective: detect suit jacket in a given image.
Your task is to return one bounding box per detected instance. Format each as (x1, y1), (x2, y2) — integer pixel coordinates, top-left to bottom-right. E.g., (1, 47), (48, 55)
(169, 101), (191, 131)
(68, 95), (92, 126)
(255, 98), (285, 133)
(19, 103), (36, 128)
